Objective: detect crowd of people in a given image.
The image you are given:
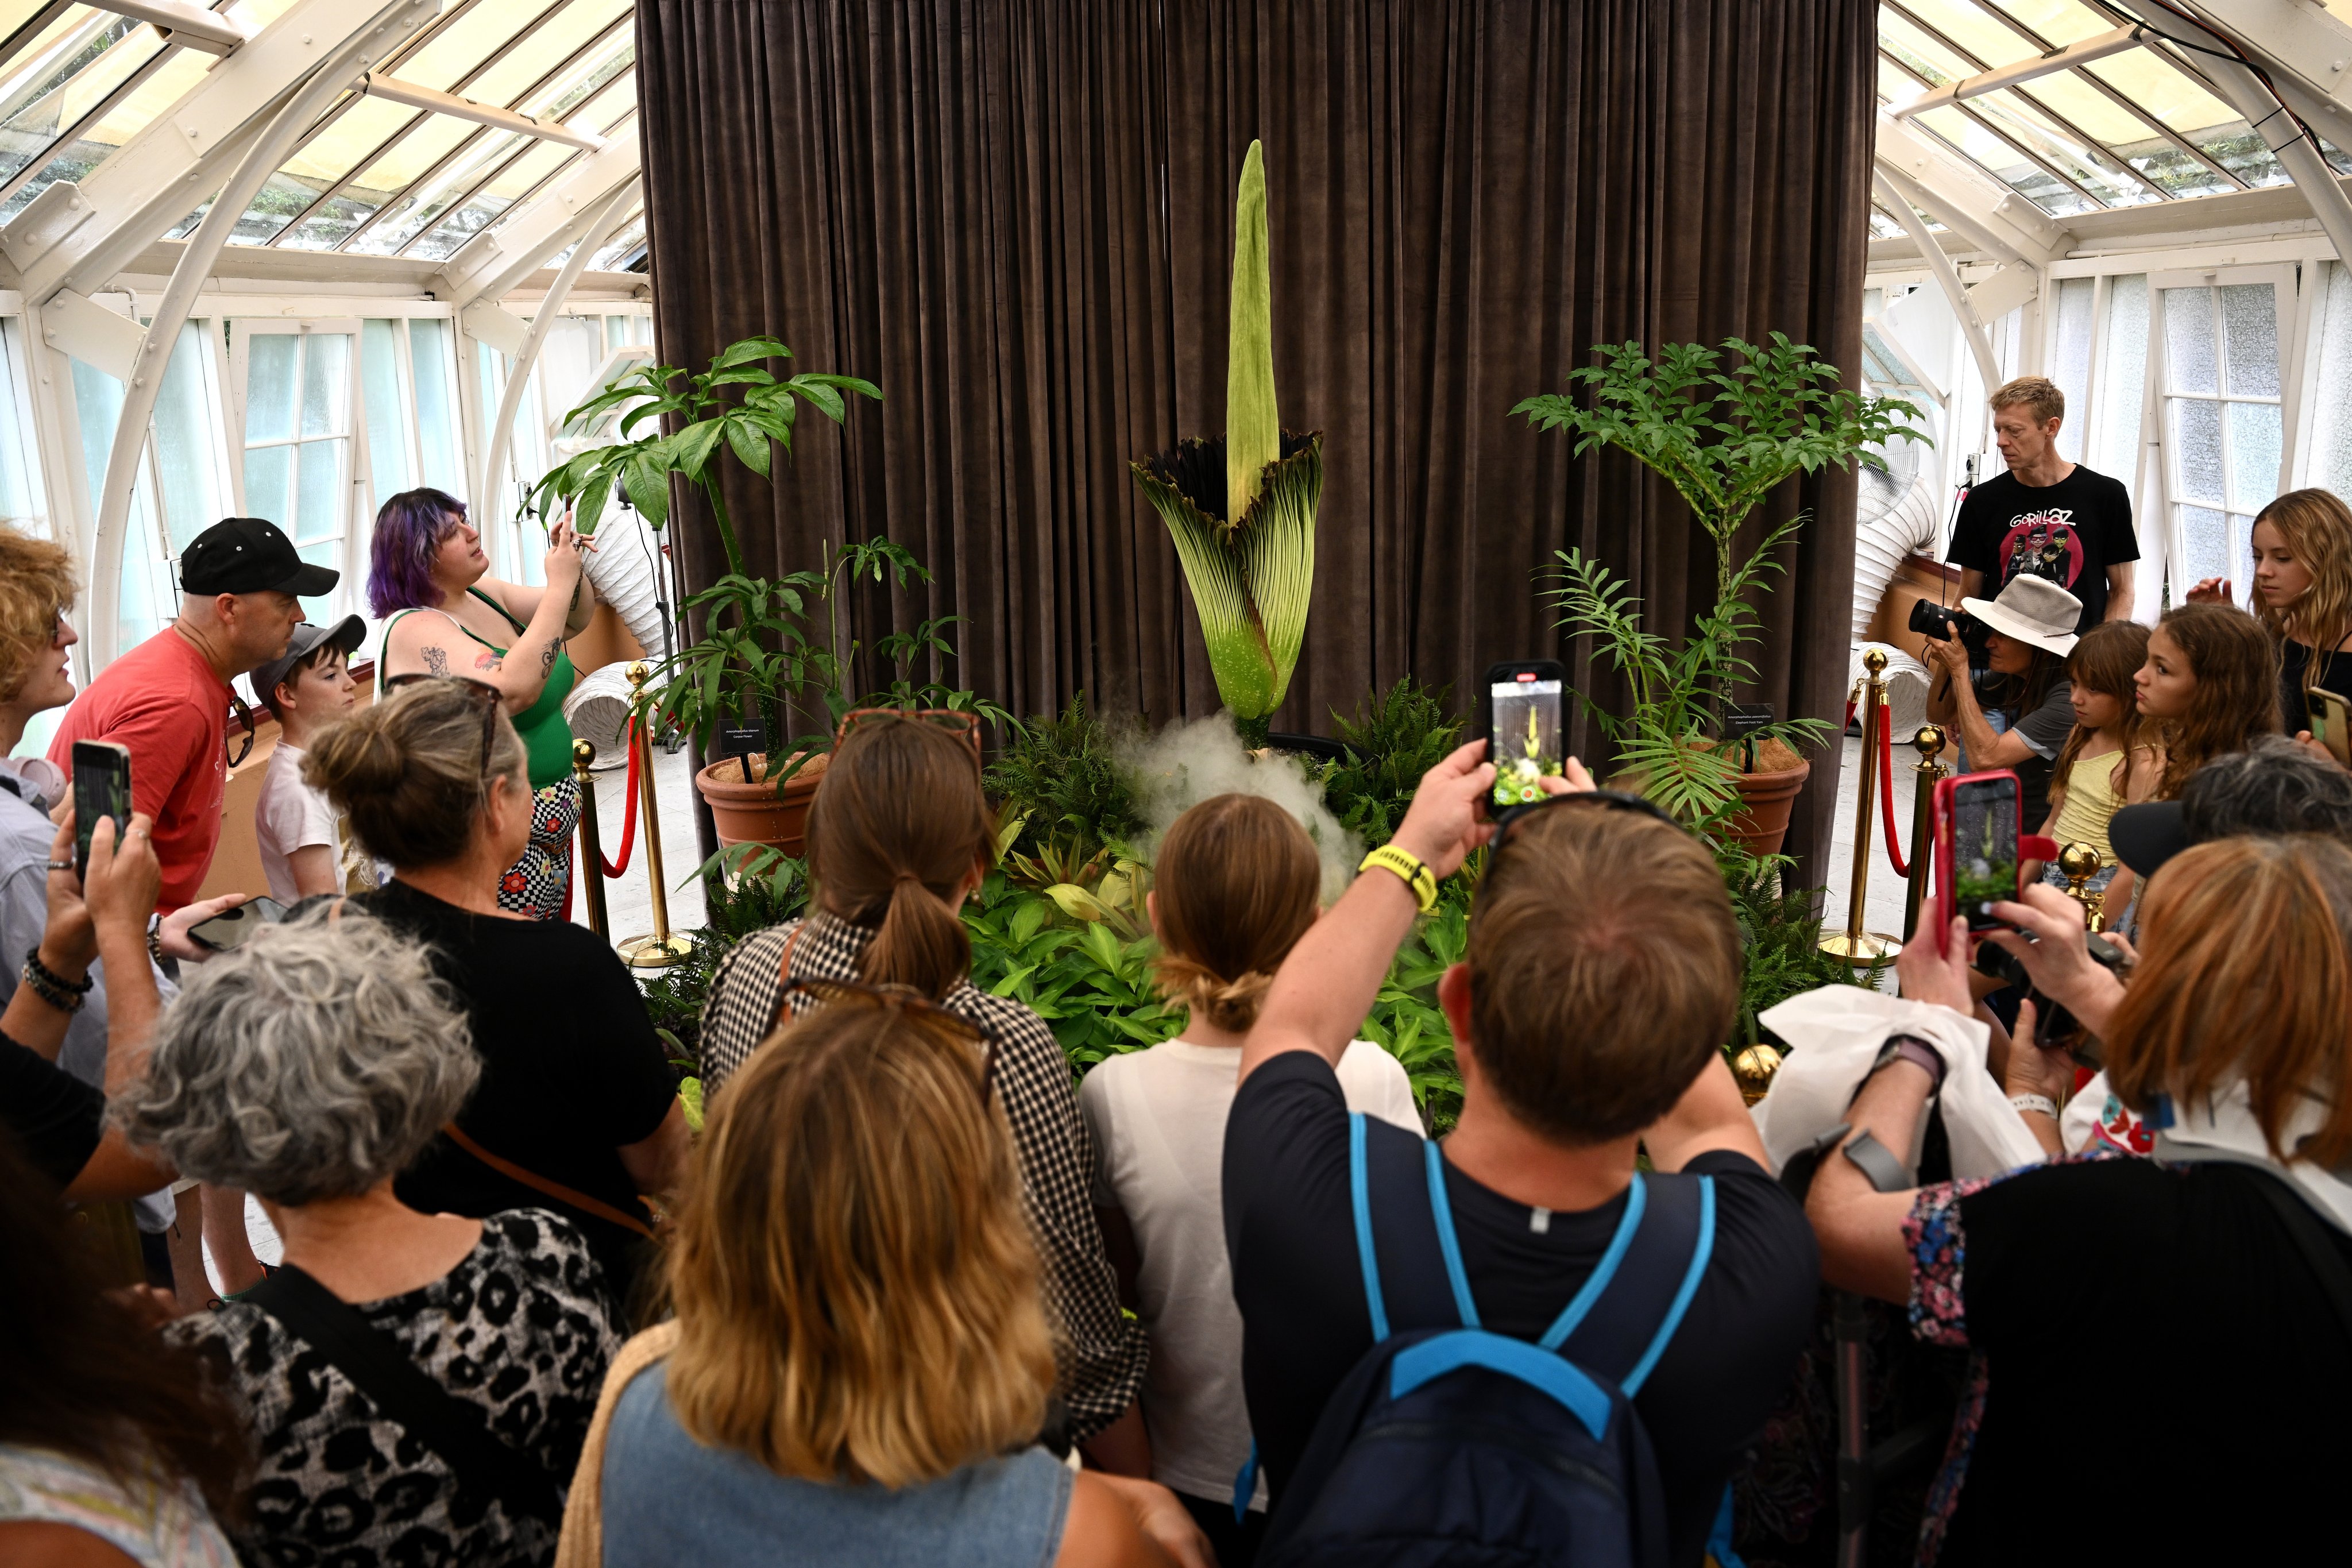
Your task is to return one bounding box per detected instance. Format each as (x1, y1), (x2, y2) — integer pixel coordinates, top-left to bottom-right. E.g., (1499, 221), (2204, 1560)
(5, 377), (2352, 1567)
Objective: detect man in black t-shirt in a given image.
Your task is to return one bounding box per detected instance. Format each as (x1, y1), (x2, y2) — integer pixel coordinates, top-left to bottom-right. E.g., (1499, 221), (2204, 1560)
(1947, 376), (2138, 633)
(1223, 744), (1818, 1568)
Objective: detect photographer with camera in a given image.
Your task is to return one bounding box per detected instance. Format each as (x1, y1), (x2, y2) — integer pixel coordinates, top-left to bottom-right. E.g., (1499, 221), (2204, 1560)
(1922, 575), (2081, 832)
(1809, 836), (2352, 1563)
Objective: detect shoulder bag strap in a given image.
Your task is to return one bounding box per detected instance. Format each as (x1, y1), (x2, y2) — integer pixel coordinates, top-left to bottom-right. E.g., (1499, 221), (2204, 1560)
(758, 921), (809, 1041)
(2241, 1167), (2352, 1342)
(439, 1122), (655, 1240)
(245, 1263), (563, 1526)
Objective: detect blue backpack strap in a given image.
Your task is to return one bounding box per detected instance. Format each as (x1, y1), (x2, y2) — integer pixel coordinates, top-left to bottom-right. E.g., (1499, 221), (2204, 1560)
(1349, 1113), (1390, 1342)
(1622, 1175), (1716, 1396)
(1423, 1140), (1479, 1327)
(1536, 1173), (1646, 1350)
(1231, 1439), (1258, 1524)
(1703, 1481), (1746, 1567)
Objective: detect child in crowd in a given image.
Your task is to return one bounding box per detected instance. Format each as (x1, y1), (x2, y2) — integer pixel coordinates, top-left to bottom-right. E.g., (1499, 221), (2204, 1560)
(251, 615), (367, 902)
(2134, 602), (2281, 801)
(1079, 793), (1420, 1566)
(2038, 620), (2160, 914)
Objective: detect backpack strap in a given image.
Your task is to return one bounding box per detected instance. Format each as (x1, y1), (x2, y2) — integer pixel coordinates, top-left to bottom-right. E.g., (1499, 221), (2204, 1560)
(1623, 1175), (1715, 1396)
(1422, 1139), (1480, 1327)
(1349, 1112), (1391, 1342)
(1537, 1173), (1648, 1351)
(1552, 1172), (1716, 1391)
(245, 1263), (563, 1527)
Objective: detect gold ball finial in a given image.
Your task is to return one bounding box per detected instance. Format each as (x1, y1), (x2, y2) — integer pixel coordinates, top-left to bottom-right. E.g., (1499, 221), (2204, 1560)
(624, 659), (650, 690)
(2060, 841), (2103, 880)
(1863, 646), (1889, 676)
(571, 737), (596, 773)
(1732, 1044), (1784, 1106)
(1913, 724), (1947, 760)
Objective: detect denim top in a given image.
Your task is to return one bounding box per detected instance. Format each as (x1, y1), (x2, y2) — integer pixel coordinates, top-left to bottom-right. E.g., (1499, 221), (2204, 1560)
(600, 1363), (1074, 1568)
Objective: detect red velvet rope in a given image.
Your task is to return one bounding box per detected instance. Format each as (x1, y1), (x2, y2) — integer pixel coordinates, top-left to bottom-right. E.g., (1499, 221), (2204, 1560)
(1878, 715), (1910, 878)
(597, 719), (640, 879)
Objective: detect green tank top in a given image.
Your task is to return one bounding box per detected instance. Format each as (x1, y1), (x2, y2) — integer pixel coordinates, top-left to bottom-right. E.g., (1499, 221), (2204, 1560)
(383, 587), (577, 790)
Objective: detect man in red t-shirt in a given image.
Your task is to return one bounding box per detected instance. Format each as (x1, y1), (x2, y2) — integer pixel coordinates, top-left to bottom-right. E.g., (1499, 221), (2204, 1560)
(49, 517), (337, 914)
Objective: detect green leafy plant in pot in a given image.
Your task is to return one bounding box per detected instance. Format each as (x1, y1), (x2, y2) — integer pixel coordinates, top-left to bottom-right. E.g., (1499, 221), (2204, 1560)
(1515, 335), (1921, 853)
(1131, 140), (1322, 751)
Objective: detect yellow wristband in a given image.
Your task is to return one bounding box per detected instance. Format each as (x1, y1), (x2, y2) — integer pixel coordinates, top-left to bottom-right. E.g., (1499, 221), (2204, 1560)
(1360, 844), (1438, 914)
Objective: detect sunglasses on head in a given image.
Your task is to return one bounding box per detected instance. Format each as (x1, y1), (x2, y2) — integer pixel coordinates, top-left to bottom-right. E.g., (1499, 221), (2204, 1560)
(383, 673), (503, 776)
(777, 975), (1002, 1107)
(1488, 787), (1684, 855)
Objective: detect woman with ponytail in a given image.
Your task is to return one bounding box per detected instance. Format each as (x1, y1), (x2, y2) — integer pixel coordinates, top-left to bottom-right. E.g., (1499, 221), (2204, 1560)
(695, 713), (1146, 1459)
(300, 680), (688, 1315)
(1078, 793), (1418, 1565)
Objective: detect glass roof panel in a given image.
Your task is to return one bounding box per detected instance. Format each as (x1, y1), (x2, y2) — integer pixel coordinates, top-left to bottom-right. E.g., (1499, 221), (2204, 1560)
(1880, 9), (1973, 88)
(407, 136), (572, 258)
(465, 0), (629, 110)
(1976, 0), (2109, 47)
(1897, 0), (2038, 69)
(1917, 103), (2099, 215)
(588, 208), (644, 271)
(395, 0), (572, 94)
(1969, 87), (2154, 204)
(348, 126), (526, 254)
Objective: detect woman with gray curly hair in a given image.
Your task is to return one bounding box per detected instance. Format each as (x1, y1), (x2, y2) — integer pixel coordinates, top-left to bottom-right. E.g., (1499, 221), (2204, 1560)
(121, 912), (621, 1568)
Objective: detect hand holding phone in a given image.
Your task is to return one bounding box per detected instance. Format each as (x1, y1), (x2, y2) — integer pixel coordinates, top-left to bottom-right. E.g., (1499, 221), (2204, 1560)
(71, 740), (131, 882)
(1484, 661), (1566, 810)
(1932, 770), (2023, 939)
(2307, 688), (2352, 769)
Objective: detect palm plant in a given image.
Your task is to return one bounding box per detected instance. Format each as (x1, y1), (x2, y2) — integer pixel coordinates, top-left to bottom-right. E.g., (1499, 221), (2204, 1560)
(1131, 141), (1323, 748)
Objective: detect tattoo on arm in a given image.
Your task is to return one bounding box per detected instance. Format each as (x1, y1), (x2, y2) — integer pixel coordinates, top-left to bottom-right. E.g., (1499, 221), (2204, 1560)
(538, 641), (559, 678)
(421, 645), (449, 677)
(473, 648), (504, 673)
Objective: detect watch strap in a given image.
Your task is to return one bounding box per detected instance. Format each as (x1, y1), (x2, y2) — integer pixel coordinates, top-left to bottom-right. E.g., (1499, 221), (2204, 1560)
(1873, 1033), (1947, 1094)
(1841, 1129), (1914, 1193)
(1360, 845), (1438, 914)
(2009, 1093), (2060, 1119)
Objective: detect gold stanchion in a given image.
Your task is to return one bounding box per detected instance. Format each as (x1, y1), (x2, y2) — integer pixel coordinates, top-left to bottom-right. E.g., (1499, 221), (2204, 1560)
(1903, 724), (1948, 941)
(1821, 648), (1902, 967)
(572, 738), (609, 941)
(2059, 842), (2107, 932)
(616, 661), (693, 968)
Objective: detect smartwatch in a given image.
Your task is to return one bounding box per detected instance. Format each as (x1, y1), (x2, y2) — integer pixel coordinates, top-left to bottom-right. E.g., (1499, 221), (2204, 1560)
(1870, 1034), (1946, 1095)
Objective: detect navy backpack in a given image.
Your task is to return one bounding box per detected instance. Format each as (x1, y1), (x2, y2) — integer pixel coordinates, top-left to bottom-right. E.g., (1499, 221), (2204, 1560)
(1253, 1113), (1736, 1568)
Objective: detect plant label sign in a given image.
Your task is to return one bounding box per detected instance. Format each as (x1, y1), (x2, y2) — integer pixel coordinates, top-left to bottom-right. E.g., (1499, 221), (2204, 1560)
(1725, 704), (1775, 772)
(720, 721), (768, 782)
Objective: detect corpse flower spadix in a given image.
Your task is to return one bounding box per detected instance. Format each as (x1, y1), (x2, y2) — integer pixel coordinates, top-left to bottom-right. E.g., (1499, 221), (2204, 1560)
(1131, 140), (1323, 745)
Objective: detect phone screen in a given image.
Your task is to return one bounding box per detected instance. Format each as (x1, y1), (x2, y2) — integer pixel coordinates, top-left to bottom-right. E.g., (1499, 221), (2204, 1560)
(1490, 674), (1564, 807)
(2310, 691), (2352, 767)
(1951, 776), (2021, 928)
(71, 741), (131, 880)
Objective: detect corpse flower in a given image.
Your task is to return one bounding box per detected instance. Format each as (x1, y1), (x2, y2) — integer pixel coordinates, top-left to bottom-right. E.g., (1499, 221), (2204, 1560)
(1131, 140), (1323, 748)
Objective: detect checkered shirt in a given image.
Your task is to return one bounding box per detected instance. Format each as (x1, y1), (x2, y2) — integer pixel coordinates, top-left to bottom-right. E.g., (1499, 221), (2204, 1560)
(697, 909), (1146, 1441)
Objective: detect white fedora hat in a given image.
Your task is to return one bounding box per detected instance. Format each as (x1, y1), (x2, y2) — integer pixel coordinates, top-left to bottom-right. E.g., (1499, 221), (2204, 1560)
(1961, 574), (2081, 658)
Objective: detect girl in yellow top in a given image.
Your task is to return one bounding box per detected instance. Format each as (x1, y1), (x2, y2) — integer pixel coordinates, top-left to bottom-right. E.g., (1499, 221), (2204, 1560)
(2039, 620), (2163, 916)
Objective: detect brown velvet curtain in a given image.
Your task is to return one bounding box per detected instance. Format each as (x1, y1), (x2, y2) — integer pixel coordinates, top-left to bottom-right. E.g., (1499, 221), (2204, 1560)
(637, 0), (1875, 881)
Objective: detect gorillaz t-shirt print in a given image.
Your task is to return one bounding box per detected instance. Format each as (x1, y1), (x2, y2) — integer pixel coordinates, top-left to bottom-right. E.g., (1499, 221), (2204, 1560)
(1947, 464), (2138, 633)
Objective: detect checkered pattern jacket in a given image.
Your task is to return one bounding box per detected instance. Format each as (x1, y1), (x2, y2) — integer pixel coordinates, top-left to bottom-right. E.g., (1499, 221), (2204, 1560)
(697, 909), (1146, 1441)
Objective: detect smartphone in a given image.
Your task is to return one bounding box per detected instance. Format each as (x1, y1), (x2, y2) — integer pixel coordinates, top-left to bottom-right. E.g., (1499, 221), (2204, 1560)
(71, 740), (132, 881)
(187, 897), (289, 953)
(2308, 688), (2352, 769)
(1933, 770), (2022, 938)
(1484, 661), (1566, 809)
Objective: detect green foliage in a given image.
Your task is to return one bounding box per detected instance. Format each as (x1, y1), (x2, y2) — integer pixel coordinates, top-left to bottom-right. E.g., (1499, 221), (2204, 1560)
(1317, 679), (1466, 847)
(531, 334), (880, 578)
(986, 694), (1143, 865)
(638, 845), (813, 1057)
(1721, 848), (1884, 1050)
(1227, 140), (1280, 524)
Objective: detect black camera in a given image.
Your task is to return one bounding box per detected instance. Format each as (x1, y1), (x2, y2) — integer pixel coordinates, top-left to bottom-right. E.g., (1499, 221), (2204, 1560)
(1972, 929), (2130, 1065)
(1908, 598), (1983, 646)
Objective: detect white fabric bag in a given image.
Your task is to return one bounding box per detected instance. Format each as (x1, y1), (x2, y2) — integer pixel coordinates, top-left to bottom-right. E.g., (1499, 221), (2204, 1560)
(1751, 984), (2048, 1183)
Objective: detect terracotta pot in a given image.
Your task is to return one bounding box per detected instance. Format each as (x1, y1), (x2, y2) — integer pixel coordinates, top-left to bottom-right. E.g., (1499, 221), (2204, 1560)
(1723, 759), (1812, 859)
(694, 751), (829, 856)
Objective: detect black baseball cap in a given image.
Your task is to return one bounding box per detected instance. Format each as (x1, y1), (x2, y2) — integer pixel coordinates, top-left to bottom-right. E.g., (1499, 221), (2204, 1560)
(180, 517), (341, 598)
(2108, 801), (2189, 879)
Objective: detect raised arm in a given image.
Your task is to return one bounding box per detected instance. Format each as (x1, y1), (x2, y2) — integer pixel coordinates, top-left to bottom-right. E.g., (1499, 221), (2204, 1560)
(380, 520), (589, 715)
(1239, 739), (1498, 1084)
(61, 814), (175, 1203)
(1923, 633), (2033, 770)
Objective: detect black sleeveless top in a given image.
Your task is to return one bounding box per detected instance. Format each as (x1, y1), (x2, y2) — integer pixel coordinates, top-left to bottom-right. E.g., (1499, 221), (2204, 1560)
(2279, 635), (2352, 734)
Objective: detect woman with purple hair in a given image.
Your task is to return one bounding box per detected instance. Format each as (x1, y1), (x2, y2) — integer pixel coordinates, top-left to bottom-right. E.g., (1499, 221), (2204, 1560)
(369, 488), (597, 918)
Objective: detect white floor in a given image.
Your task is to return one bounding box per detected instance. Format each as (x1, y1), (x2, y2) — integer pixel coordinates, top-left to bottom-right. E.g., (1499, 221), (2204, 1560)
(570, 736), (709, 948)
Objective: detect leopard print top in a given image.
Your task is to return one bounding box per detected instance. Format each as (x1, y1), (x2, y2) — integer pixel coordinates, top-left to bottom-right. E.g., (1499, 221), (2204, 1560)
(169, 1208), (619, 1567)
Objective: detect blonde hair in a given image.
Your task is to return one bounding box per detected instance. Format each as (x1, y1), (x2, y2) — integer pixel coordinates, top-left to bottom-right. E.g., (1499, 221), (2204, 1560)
(2250, 488), (2352, 687)
(302, 681), (526, 866)
(0, 525), (76, 704)
(663, 995), (1055, 1486)
(1152, 793), (1320, 1033)
(1990, 375), (2064, 425)
(2108, 835), (2352, 1166)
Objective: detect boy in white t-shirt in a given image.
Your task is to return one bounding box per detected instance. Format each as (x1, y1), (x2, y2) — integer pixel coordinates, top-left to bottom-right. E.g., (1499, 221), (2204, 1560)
(250, 615), (366, 902)
(1078, 794), (1419, 1563)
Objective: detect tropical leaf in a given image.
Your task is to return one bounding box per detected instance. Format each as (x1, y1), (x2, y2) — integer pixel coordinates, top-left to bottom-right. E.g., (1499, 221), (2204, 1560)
(1227, 140), (1279, 523)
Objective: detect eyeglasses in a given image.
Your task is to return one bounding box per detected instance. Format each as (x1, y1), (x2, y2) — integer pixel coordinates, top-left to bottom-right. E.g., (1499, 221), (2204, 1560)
(778, 975), (1002, 1107)
(384, 673), (503, 777)
(837, 707), (984, 763)
(226, 688), (256, 770)
(1489, 787), (1683, 855)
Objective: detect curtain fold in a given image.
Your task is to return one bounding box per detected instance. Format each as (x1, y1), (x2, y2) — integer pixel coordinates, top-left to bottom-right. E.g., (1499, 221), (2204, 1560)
(636, 0), (1875, 881)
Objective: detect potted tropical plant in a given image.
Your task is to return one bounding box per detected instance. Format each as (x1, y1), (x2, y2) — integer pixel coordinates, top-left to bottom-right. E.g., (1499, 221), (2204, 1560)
(1514, 335), (1920, 853)
(534, 335), (1004, 852)
(1131, 140), (1323, 751)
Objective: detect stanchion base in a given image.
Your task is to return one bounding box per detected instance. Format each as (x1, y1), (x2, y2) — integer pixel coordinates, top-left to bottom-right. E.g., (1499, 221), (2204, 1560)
(619, 933), (696, 969)
(1818, 930), (1902, 965)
